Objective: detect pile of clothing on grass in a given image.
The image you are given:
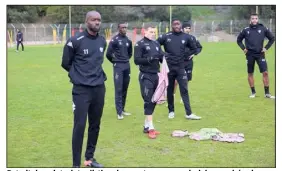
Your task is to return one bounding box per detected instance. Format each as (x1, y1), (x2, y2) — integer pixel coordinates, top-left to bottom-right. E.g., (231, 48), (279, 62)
(171, 128), (245, 143)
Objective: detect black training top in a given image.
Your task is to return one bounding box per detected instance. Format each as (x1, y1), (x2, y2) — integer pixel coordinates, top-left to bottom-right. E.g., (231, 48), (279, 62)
(237, 23), (275, 55)
(157, 31), (197, 67)
(106, 33), (132, 63)
(134, 37), (164, 74)
(61, 30), (107, 86)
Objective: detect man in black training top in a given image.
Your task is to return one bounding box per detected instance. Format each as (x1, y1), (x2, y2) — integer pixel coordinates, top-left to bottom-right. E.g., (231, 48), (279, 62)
(237, 13), (275, 99)
(106, 22), (133, 120)
(179, 21), (202, 103)
(61, 11), (107, 168)
(134, 25), (163, 139)
(16, 29), (24, 52)
(157, 19), (201, 120)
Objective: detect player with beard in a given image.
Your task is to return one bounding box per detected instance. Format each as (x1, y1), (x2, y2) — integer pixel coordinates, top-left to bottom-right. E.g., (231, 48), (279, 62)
(237, 13), (275, 99)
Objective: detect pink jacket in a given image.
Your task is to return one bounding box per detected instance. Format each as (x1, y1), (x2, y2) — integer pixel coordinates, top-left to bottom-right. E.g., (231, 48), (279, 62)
(151, 57), (169, 103)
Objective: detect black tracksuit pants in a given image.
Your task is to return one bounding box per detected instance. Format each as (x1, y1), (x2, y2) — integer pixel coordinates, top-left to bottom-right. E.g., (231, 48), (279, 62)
(139, 72), (159, 115)
(72, 84), (105, 166)
(113, 62), (130, 115)
(16, 41), (24, 51)
(167, 65), (192, 115)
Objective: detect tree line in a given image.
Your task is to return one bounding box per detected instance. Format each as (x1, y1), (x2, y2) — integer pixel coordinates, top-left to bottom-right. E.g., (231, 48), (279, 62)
(7, 5), (275, 23)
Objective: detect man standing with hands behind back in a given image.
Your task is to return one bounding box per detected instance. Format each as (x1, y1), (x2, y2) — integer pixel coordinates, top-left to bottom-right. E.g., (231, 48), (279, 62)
(61, 11), (107, 168)
(106, 22), (133, 120)
(237, 13), (275, 99)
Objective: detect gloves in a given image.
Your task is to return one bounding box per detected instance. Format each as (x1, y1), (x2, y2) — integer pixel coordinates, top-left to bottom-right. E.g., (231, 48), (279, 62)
(147, 56), (160, 63)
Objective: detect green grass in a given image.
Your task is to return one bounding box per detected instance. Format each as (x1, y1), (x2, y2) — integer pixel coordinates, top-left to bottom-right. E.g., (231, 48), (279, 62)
(7, 43), (275, 168)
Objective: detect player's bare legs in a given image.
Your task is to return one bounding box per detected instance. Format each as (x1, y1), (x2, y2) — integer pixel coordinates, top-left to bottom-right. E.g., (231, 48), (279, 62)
(262, 71), (269, 87)
(262, 71), (275, 99)
(248, 73), (255, 88)
(248, 73), (256, 98)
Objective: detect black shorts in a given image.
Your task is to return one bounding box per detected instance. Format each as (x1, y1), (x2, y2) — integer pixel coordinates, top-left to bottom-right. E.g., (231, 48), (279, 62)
(139, 72), (159, 115)
(184, 60), (193, 81)
(246, 53), (268, 74)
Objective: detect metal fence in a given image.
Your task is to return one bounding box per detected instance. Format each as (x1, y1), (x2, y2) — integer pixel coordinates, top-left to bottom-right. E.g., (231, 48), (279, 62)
(7, 19), (275, 47)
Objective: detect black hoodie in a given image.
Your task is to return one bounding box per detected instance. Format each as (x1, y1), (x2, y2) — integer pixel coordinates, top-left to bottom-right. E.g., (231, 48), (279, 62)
(134, 37), (164, 74)
(61, 30), (107, 86)
(157, 31), (197, 68)
(106, 33), (132, 63)
(237, 23), (275, 55)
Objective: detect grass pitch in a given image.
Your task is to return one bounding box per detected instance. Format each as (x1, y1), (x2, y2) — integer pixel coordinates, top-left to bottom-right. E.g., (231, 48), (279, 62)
(7, 42), (275, 167)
